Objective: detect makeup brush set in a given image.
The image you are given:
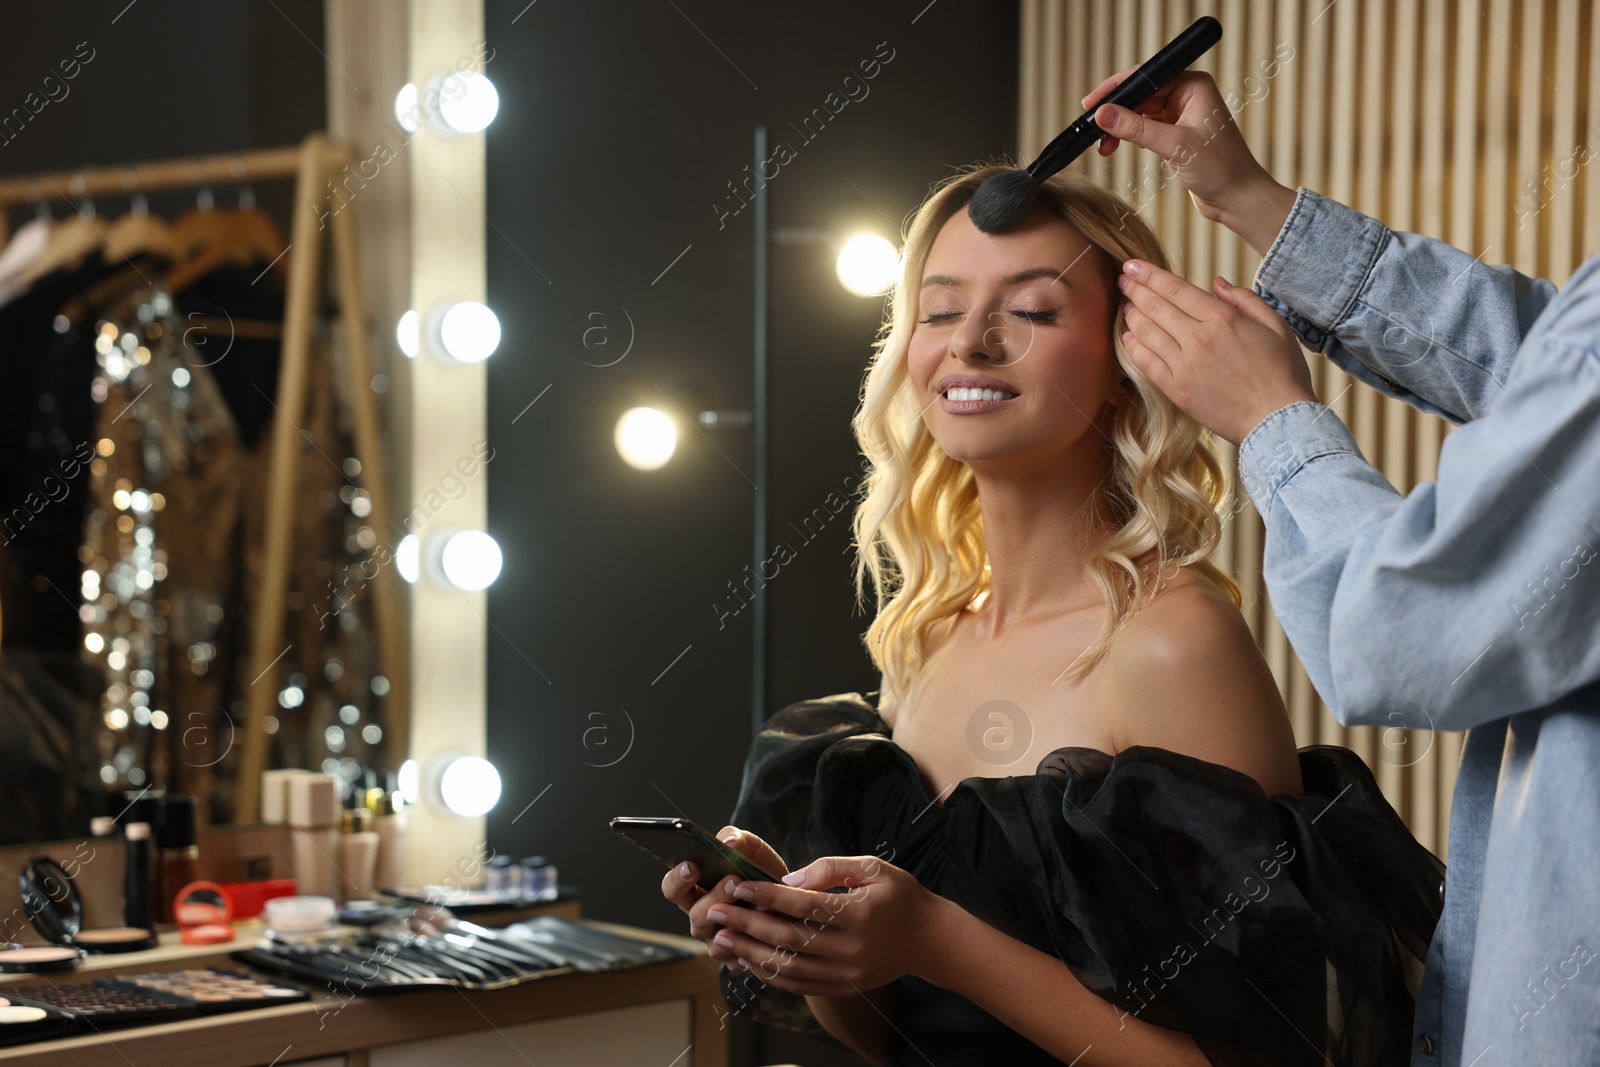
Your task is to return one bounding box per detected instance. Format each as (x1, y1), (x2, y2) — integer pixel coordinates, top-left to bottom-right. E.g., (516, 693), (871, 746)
(233, 914), (692, 994)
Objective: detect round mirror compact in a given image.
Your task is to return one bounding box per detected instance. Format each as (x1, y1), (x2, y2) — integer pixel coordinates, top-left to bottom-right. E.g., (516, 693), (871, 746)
(174, 880), (235, 945)
(18, 858), (158, 954)
(0, 943), (85, 974)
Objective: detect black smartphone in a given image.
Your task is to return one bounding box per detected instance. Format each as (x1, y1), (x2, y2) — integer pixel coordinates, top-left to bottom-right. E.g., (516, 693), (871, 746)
(610, 816), (779, 892)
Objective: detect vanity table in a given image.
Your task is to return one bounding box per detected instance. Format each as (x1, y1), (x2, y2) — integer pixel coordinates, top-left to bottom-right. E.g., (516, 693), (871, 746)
(0, 899), (728, 1067)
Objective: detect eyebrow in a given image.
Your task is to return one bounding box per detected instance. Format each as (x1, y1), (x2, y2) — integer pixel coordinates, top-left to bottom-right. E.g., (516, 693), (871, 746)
(920, 266), (1070, 290)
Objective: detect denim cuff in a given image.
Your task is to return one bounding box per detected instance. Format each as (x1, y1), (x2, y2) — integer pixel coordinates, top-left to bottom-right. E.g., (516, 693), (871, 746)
(1251, 188), (1391, 352)
(1237, 400), (1363, 519)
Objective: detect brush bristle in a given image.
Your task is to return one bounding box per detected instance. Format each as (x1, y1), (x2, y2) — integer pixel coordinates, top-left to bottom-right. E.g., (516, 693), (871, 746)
(967, 170), (1038, 233)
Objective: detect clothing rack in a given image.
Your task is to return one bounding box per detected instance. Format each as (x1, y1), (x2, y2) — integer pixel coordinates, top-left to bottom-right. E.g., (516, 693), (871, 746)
(0, 134), (409, 823)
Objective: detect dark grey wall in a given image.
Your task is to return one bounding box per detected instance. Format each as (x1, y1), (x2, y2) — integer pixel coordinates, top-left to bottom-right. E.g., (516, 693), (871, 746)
(481, 2), (1017, 1061)
(0, 0), (325, 232)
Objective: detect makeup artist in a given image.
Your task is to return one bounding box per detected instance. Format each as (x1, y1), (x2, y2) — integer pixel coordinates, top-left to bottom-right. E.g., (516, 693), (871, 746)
(1083, 68), (1600, 1067)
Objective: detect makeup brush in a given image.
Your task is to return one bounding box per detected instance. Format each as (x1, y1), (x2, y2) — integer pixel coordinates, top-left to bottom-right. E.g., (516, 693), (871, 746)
(967, 15), (1223, 233)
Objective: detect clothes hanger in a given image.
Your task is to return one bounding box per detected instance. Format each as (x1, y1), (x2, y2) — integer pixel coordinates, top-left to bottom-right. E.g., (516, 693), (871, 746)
(101, 171), (174, 265)
(17, 175), (102, 287)
(166, 179), (288, 296)
(165, 181), (221, 264)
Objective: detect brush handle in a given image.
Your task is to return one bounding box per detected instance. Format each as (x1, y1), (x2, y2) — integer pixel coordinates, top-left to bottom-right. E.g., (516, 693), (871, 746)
(1026, 15), (1222, 181)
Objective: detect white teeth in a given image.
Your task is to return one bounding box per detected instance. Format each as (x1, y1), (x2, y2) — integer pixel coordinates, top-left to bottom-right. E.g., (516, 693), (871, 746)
(946, 386), (1017, 402)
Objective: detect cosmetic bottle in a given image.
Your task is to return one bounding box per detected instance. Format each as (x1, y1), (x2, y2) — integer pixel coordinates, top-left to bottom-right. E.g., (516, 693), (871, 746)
(372, 789), (408, 892)
(338, 804), (379, 901)
(484, 855), (517, 900)
(286, 774), (341, 899)
(157, 795), (200, 925)
(520, 855), (557, 902)
(123, 822), (157, 932)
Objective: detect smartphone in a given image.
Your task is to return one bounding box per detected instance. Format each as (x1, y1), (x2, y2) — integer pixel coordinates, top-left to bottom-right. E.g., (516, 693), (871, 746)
(611, 816), (779, 893)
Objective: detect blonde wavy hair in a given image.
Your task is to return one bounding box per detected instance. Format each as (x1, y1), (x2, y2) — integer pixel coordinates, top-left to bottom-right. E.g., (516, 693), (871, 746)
(851, 162), (1240, 713)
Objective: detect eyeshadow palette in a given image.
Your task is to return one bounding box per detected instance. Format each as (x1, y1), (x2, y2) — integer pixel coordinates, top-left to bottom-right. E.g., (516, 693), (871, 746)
(98, 969), (309, 1014)
(0, 983), (196, 1029)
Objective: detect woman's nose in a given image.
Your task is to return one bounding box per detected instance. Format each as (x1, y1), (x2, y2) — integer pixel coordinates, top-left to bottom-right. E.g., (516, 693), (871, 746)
(949, 308), (1008, 361)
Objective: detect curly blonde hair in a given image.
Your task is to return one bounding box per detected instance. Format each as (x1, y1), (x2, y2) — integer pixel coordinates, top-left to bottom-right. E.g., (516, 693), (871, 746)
(851, 161), (1239, 712)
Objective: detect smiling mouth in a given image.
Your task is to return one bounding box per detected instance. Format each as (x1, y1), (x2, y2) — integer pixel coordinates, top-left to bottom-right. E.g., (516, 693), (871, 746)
(943, 386), (1019, 401)
(939, 388), (1021, 413)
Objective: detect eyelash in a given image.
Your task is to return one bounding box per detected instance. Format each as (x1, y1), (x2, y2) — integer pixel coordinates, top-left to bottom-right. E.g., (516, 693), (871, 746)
(918, 309), (1056, 325)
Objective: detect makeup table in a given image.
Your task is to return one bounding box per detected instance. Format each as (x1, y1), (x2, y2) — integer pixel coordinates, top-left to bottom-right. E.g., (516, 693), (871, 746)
(0, 900), (728, 1067)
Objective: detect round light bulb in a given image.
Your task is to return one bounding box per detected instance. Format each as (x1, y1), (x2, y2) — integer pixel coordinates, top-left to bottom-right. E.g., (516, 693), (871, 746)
(396, 309), (419, 358)
(440, 530), (502, 590)
(396, 534), (420, 584)
(439, 755), (501, 816)
(398, 758), (420, 806)
(835, 233), (900, 296)
(394, 82), (420, 133)
(438, 71), (499, 133)
(437, 302), (501, 363)
(614, 407), (676, 471)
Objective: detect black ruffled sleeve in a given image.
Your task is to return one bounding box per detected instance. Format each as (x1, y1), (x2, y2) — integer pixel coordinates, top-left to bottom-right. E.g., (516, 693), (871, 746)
(720, 692), (1444, 1067)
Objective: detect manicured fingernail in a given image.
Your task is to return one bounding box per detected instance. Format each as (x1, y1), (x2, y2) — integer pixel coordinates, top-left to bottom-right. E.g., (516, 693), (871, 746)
(714, 930), (734, 948)
(678, 862), (693, 880)
(782, 870), (806, 886)
(1123, 259), (1141, 276)
(737, 957), (751, 970)
(719, 830), (738, 843)
(723, 877), (739, 895)
(731, 883), (756, 901)
(707, 906), (729, 923)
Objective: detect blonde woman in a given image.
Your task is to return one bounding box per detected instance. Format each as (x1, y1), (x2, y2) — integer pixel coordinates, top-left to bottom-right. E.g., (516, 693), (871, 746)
(662, 165), (1443, 1066)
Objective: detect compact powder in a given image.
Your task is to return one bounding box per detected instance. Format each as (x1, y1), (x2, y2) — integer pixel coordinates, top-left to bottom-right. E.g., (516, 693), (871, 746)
(74, 928), (151, 944)
(3, 947), (79, 962)
(0, 1006), (48, 1024)
(0, 945), (85, 974)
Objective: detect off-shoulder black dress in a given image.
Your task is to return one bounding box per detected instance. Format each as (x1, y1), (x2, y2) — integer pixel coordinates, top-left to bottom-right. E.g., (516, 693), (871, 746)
(718, 691), (1444, 1067)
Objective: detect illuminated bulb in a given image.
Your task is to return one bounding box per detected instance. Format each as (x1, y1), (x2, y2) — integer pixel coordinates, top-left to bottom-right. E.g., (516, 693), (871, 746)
(439, 755), (501, 816)
(835, 233), (900, 296)
(614, 407), (676, 471)
(396, 309), (419, 358)
(396, 534), (420, 584)
(423, 302), (500, 363)
(394, 82), (419, 132)
(398, 759), (420, 806)
(440, 530), (502, 591)
(436, 71), (499, 133)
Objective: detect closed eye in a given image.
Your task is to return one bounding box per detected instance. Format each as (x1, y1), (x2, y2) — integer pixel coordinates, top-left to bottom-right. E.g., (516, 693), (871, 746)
(917, 309), (1056, 325)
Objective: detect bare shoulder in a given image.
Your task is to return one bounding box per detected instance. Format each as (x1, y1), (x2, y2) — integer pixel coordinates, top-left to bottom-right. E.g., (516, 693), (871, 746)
(1101, 568), (1303, 796)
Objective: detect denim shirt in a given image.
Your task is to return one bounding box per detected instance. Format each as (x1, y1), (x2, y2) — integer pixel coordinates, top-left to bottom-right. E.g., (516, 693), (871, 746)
(1237, 187), (1600, 1066)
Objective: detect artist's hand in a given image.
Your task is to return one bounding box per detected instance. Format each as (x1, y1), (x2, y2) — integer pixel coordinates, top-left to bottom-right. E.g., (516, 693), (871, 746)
(660, 825), (787, 967)
(1118, 259), (1314, 445)
(710, 854), (944, 997)
(1081, 67), (1296, 256)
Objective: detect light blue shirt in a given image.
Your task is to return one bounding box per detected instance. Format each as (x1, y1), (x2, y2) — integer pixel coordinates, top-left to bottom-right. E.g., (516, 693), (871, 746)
(1238, 187), (1600, 1066)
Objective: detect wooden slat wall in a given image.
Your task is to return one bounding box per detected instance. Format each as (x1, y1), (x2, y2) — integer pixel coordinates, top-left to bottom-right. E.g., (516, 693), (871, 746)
(1022, 0), (1597, 860)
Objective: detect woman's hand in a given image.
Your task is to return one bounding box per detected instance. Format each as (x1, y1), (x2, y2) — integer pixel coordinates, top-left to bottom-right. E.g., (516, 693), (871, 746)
(1080, 67), (1297, 257)
(659, 825), (788, 968)
(707, 854), (948, 997)
(1117, 259), (1315, 445)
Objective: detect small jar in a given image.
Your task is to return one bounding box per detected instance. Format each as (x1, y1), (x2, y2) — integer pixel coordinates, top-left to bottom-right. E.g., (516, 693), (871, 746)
(520, 856), (557, 902)
(484, 855), (517, 900)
